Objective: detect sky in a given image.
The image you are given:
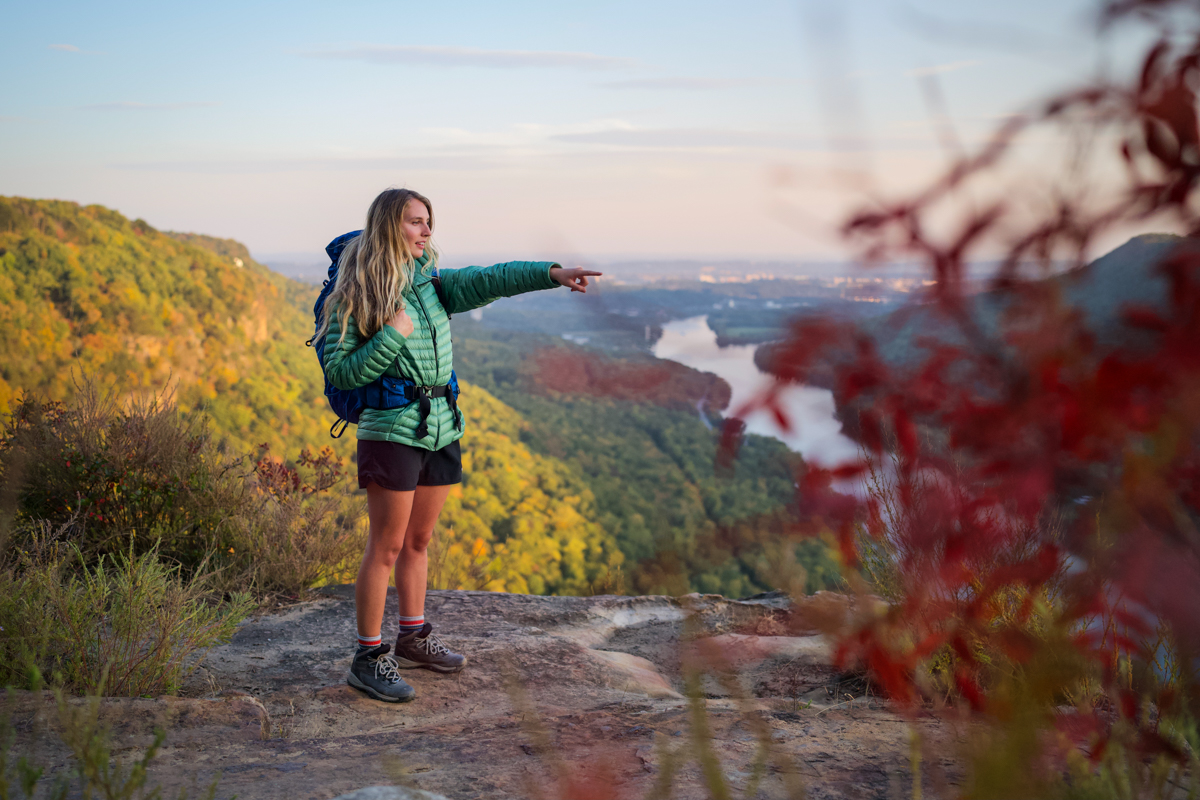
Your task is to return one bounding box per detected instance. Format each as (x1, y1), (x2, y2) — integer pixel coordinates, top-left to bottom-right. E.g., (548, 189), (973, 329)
(0, 0), (1160, 265)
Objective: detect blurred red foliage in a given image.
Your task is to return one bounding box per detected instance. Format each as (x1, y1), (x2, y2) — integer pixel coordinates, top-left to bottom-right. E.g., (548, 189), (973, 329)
(734, 0), (1200, 767)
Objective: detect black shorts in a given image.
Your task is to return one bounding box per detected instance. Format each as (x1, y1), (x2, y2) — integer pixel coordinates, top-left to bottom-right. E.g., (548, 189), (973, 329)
(357, 439), (463, 492)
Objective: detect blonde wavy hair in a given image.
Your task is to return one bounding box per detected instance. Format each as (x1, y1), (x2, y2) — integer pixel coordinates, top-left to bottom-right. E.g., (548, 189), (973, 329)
(318, 188), (436, 346)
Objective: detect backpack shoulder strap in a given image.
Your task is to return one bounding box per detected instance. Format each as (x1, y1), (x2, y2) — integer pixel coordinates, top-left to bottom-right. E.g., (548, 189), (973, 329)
(431, 267), (452, 320)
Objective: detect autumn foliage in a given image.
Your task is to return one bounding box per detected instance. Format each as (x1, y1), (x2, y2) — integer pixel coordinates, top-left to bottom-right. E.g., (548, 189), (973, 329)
(725, 0), (1200, 788)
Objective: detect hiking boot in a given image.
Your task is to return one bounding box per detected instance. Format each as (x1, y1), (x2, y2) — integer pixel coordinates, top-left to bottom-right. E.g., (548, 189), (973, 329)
(347, 644), (416, 703)
(393, 623), (467, 673)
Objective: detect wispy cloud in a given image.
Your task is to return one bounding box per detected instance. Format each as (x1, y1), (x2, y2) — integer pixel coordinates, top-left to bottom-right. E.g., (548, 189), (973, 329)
(554, 128), (827, 150)
(599, 77), (790, 91)
(906, 60), (981, 78)
(49, 43), (105, 55)
(302, 44), (637, 70)
(84, 101), (219, 112)
(110, 154), (494, 174)
(552, 126), (933, 153)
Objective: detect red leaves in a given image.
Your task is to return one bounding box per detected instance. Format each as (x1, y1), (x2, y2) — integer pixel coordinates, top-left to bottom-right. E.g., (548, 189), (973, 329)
(762, 390), (792, 433)
(893, 408), (918, 462)
(1122, 305), (1170, 332)
(748, 7), (1200, 768)
(796, 465), (860, 541)
(977, 544), (1062, 604)
(830, 461), (869, 481)
(762, 317), (847, 385)
(857, 409), (884, 455)
(254, 443), (345, 496)
(955, 667), (987, 712)
(836, 337), (888, 402)
(1162, 248), (1200, 318)
(996, 629), (1039, 663)
(732, 11), (1200, 784)
(1136, 39), (1200, 200)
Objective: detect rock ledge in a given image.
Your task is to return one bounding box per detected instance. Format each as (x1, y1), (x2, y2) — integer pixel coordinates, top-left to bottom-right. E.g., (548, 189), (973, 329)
(4, 588), (958, 799)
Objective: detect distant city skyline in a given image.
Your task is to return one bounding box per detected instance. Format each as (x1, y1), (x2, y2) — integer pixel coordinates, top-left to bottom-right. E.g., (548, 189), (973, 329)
(264, 250), (1024, 287)
(2, 0), (1162, 267)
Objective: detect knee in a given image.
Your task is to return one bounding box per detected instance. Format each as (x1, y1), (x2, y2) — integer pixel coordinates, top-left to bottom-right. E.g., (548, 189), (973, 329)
(365, 536), (404, 566)
(403, 528), (434, 555)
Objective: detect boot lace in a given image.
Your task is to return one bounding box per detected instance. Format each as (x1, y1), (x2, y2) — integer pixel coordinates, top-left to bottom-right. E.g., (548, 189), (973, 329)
(417, 632), (452, 657)
(372, 654), (404, 684)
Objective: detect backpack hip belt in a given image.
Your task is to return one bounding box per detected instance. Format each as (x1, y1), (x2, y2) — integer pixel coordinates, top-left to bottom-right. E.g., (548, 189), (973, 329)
(349, 377), (462, 441)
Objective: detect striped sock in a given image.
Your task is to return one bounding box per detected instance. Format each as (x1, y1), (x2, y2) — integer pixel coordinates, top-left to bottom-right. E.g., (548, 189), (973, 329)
(398, 615), (425, 637)
(356, 632), (382, 650)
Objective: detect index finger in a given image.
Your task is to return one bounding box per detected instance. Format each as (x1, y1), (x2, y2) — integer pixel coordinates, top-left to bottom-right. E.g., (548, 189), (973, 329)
(574, 269), (603, 277)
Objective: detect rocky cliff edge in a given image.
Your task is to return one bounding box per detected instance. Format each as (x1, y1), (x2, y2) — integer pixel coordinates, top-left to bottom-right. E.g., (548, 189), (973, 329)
(4, 587), (961, 799)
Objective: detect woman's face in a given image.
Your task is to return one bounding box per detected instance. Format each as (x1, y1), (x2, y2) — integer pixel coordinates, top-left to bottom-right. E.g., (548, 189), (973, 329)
(399, 200), (432, 257)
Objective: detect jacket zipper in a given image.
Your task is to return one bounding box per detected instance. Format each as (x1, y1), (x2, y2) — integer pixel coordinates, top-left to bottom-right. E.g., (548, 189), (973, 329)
(414, 285), (440, 439)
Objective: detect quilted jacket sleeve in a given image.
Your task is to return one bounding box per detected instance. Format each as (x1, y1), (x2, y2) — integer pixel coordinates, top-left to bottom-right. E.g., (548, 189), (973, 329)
(322, 307), (407, 390)
(439, 261), (561, 314)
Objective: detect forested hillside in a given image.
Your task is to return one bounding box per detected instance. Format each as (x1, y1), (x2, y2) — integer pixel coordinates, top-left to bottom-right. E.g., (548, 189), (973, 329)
(0, 196), (838, 597)
(434, 384), (624, 595)
(0, 197), (627, 586)
(0, 196), (335, 458)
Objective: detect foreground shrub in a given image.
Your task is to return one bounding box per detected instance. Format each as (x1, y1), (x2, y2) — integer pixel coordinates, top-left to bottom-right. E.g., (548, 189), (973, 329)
(0, 379), (363, 598)
(227, 444), (363, 595)
(0, 523), (251, 696)
(1, 382), (245, 571)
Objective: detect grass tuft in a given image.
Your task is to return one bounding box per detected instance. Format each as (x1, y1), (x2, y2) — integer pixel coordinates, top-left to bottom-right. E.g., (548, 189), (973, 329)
(0, 527), (251, 696)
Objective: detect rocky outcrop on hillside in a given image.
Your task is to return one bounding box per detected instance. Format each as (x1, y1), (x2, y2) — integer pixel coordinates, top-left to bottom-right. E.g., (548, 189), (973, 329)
(4, 588), (962, 799)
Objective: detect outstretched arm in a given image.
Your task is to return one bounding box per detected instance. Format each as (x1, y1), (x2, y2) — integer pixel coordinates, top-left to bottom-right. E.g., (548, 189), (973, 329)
(439, 261), (602, 314)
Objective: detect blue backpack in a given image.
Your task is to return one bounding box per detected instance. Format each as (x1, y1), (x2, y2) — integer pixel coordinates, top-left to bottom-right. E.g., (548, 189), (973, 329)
(306, 230), (460, 438)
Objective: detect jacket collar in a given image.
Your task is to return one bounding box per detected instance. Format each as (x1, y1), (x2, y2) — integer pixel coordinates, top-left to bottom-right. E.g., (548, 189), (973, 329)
(411, 250), (436, 285)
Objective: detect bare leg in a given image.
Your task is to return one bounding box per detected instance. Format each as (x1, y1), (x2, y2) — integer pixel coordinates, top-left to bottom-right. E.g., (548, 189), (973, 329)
(395, 484), (453, 623)
(355, 484), (415, 640)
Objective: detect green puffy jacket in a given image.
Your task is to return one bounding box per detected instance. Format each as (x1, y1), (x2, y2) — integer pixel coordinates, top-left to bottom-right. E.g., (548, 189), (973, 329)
(322, 251), (560, 449)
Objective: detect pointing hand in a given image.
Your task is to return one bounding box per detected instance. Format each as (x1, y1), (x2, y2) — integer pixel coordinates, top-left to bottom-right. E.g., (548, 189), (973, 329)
(549, 266), (603, 293)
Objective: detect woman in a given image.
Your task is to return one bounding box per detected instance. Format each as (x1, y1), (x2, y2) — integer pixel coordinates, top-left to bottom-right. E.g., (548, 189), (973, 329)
(318, 188), (599, 703)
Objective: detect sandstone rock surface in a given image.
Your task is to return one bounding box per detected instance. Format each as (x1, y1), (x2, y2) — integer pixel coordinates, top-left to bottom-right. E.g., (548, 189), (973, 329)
(4, 588), (961, 799)
(331, 788), (450, 800)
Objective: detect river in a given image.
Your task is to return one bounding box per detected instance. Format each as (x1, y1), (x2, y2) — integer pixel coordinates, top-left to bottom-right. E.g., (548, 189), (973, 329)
(652, 316), (859, 467)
